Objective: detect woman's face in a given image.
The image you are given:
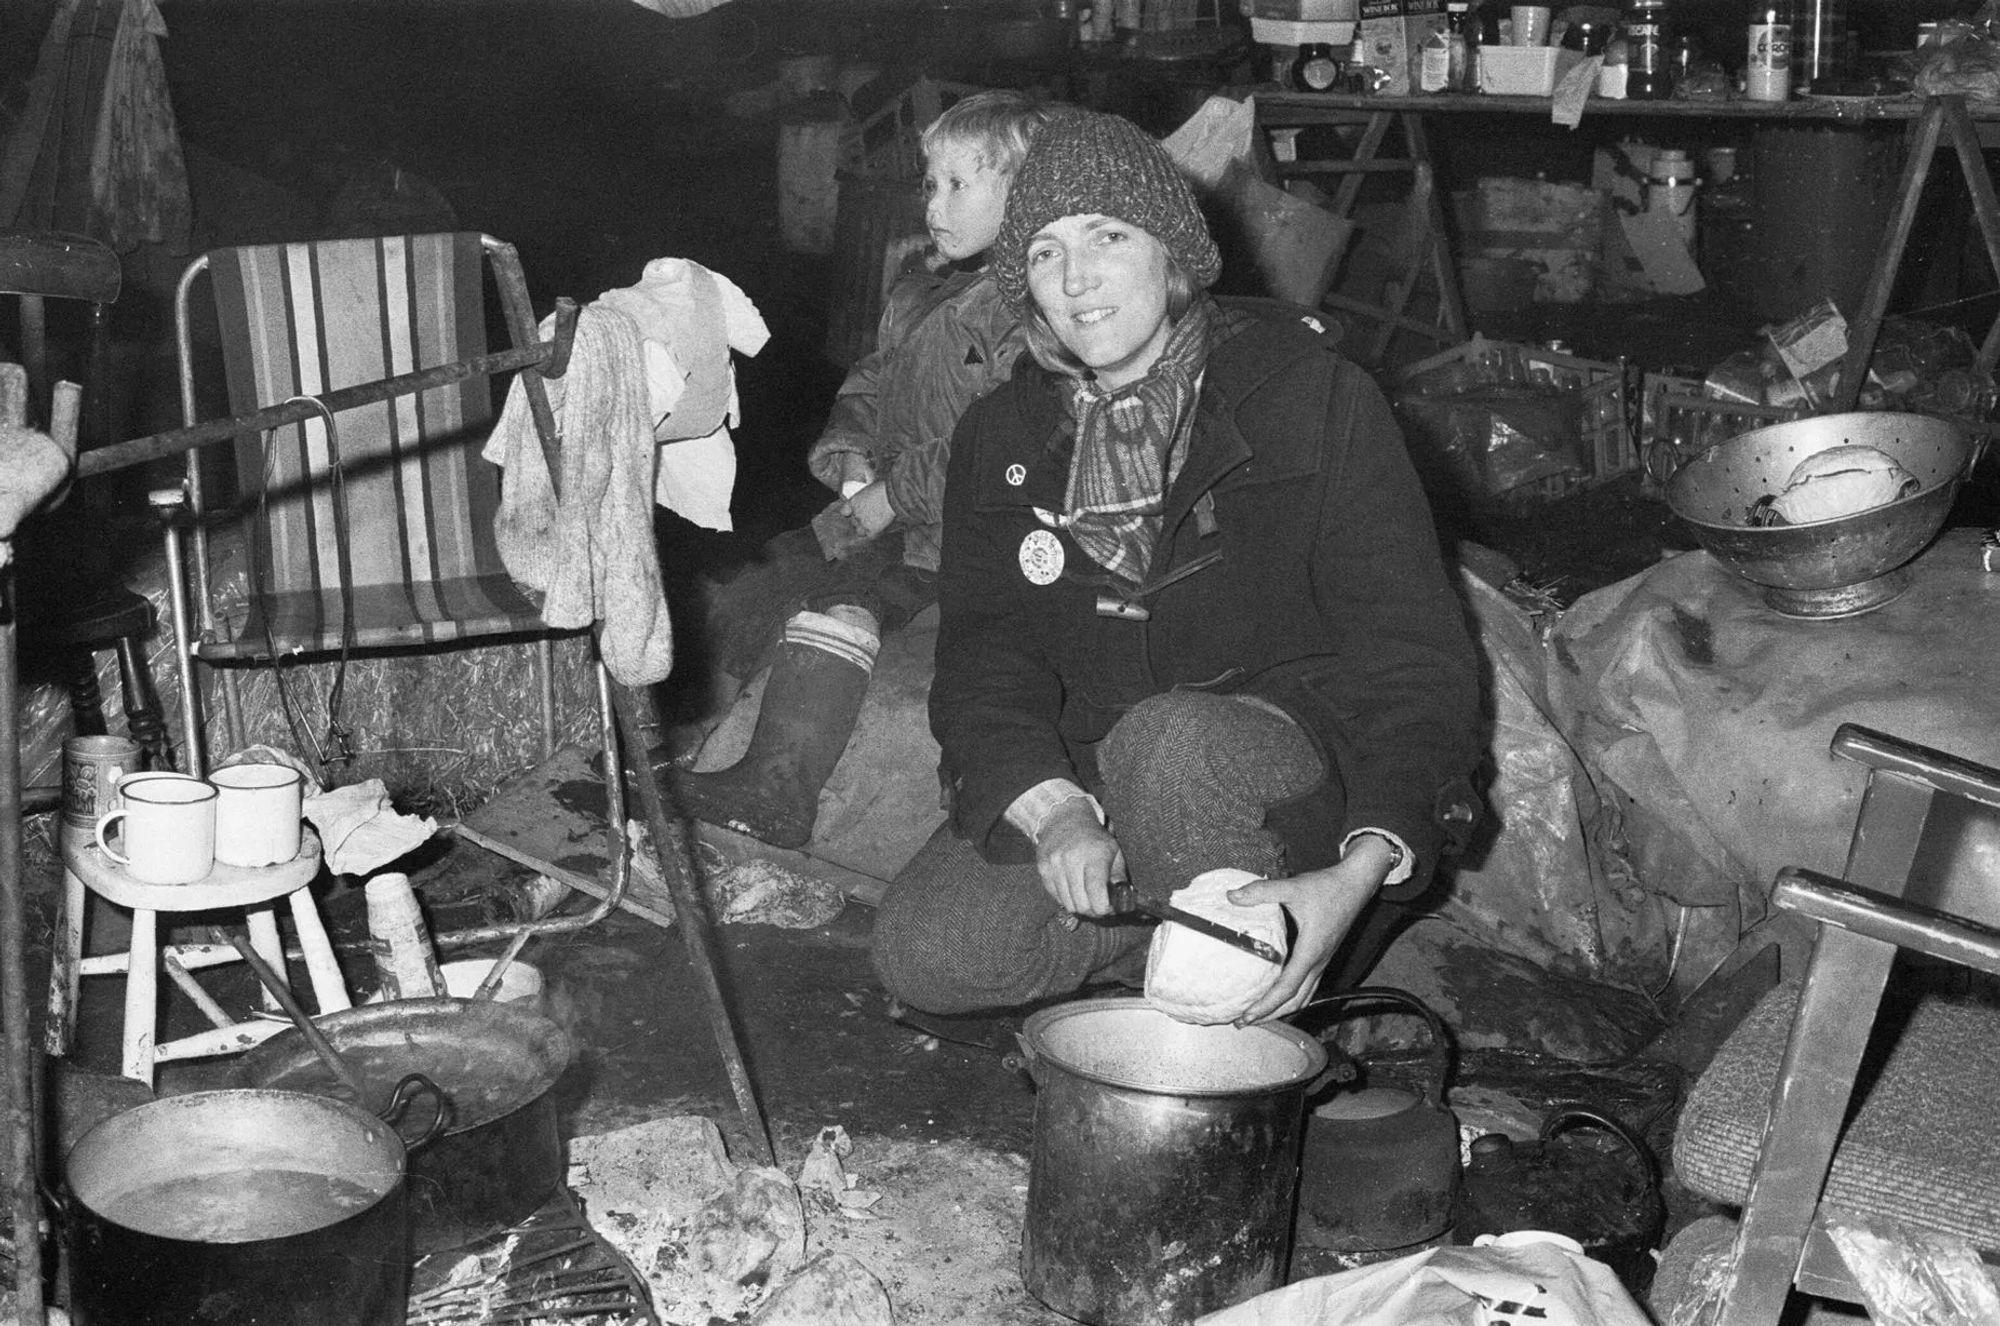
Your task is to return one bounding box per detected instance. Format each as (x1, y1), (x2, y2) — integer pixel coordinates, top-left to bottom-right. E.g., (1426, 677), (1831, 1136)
(1025, 213), (1174, 391)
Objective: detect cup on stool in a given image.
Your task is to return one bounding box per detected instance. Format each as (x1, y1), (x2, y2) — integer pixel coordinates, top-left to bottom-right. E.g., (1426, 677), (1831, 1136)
(96, 775), (216, 884)
(210, 763), (305, 868)
(61, 735), (142, 842)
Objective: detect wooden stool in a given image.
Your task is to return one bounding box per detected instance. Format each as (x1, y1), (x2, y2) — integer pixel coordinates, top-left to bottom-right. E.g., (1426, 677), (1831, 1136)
(50, 826), (350, 1086)
(47, 587), (175, 771)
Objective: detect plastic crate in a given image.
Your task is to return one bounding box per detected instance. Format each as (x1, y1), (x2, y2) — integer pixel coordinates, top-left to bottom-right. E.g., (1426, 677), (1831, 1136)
(1400, 337), (1639, 502)
(1638, 372), (1808, 489)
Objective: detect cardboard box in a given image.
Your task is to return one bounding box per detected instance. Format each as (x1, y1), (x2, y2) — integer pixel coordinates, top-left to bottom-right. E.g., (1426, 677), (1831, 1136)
(1358, 0), (1409, 95)
(1405, 0), (1448, 88)
(1477, 45), (1586, 96)
(1358, 0), (1445, 96)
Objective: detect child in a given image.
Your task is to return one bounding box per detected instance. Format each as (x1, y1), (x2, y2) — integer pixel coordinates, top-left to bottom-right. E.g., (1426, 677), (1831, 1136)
(666, 89), (1059, 849)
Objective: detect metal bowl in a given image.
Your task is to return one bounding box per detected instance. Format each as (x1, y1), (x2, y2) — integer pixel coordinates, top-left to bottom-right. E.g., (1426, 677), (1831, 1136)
(1665, 411), (1976, 618)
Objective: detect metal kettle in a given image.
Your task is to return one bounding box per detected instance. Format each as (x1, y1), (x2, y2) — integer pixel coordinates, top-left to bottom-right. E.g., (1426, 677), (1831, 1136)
(1293, 987), (1461, 1254)
(1453, 1102), (1666, 1299)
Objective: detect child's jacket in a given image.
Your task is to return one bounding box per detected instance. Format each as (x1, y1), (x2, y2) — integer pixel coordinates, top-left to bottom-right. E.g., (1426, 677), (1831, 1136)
(809, 263), (1025, 572)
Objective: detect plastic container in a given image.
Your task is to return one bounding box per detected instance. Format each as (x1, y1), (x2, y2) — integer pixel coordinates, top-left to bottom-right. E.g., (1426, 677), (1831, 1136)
(439, 958), (547, 1012)
(1477, 44), (1584, 94)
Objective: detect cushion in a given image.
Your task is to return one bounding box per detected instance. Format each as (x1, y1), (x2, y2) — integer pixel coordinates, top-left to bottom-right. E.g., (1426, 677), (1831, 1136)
(1673, 980), (2000, 1248)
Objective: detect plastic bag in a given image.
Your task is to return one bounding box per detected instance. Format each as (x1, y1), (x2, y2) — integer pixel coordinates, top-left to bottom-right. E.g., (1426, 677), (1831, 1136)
(1195, 1232), (1652, 1325)
(1827, 1213), (2000, 1326)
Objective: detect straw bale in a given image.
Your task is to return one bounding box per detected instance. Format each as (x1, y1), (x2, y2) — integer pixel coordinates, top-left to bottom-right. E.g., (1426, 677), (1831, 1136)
(14, 526), (604, 819)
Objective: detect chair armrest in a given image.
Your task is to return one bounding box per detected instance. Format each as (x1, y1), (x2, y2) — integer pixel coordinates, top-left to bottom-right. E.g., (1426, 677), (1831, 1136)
(1832, 724), (2000, 812)
(1774, 867), (2000, 977)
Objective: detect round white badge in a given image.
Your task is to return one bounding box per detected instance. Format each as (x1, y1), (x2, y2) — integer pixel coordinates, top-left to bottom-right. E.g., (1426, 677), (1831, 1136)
(1018, 529), (1064, 585)
(1005, 463), (1027, 487)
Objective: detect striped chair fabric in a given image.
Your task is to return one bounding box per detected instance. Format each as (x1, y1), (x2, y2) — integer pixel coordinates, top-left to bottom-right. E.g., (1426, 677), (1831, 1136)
(199, 232), (544, 659)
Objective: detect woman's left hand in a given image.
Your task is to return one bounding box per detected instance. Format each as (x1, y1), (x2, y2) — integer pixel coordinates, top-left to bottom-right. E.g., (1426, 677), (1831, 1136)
(1225, 838), (1397, 1025)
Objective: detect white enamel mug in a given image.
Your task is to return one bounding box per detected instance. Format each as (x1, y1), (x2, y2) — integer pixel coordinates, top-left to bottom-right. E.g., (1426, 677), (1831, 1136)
(210, 762), (305, 868)
(96, 775), (217, 884)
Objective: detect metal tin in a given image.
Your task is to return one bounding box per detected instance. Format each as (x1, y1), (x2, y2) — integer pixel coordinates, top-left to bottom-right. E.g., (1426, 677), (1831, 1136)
(61, 736), (142, 836)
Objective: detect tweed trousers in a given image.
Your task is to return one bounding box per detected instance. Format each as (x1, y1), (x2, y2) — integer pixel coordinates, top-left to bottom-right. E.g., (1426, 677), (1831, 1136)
(871, 691), (1329, 1015)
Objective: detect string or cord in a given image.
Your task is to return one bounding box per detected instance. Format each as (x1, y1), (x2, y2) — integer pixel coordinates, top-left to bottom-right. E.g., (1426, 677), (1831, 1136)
(254, 395), (357, 773)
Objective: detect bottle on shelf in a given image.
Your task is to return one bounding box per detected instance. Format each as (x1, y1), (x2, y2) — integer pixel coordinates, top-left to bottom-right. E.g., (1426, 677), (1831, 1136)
(1624, 0), (1671, 100)
(1292, 41), (1342, 92)
(1419, 22), (1452, 93)
(1745, 1), (1793, 101)
(1447, 0), (1478, 92)
(1794, 0), (1845, 94)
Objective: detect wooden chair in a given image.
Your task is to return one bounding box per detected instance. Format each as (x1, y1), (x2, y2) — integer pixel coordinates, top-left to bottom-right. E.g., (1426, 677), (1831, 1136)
(1667, 723), (2000, 1324)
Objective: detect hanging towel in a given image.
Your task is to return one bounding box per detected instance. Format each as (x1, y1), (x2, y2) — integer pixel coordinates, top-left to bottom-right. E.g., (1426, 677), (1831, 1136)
(596, 257), (770, 530)
(486, 304), (675, 687)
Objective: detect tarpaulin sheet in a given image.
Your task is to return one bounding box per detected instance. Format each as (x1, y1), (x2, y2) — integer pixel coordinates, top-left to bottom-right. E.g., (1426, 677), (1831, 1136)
(1546, 528), (2000, 961)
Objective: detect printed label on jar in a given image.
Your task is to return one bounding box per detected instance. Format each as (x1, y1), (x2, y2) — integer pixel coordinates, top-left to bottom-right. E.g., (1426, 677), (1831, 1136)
(1747, 21), (1791, 99)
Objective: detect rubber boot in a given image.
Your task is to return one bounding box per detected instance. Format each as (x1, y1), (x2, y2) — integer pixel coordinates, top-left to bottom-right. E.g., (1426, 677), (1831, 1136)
(663, 609), (877, 849)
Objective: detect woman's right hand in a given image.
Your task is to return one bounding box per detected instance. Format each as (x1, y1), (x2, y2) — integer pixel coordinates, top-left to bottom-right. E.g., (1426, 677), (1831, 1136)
(1035, 799), (1125, 918)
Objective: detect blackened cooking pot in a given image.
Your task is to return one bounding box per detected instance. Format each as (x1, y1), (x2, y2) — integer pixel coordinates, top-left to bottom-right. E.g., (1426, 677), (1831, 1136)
(1010, 997), (1328, 1326)
(237, 997), (572, 1252)
(63, 1086), (439, 1325)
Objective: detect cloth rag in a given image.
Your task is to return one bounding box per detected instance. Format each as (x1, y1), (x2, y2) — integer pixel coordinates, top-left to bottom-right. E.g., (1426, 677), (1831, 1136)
(486, 302), (676, 685)
(304, 777), (438, 876)
(595, 256), (770, 531)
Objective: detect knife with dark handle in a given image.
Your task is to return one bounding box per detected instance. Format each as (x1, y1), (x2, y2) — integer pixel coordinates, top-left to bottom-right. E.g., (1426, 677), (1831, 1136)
(1108, 882), (1285, 965)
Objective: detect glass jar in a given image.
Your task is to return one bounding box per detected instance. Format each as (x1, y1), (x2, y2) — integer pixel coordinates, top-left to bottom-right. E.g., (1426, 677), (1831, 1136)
(1292, 42), (1342, 92)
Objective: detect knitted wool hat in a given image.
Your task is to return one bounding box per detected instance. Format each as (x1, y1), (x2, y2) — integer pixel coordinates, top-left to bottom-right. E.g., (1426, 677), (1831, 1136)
(992, 110), (1222, 310)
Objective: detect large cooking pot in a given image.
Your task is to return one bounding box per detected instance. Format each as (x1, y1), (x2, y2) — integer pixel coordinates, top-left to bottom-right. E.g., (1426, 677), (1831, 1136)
(1010, 997), (1328, 1326)
(62, 1084), (440, 1325)
(237, 997), (572, 1252)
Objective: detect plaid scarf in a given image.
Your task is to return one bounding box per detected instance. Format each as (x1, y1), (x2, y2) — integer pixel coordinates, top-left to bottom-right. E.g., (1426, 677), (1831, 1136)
(1063, 297), (1216, 584)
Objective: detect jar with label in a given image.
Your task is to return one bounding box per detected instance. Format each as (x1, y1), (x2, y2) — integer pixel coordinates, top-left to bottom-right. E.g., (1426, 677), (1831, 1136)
(1745, 0), (1792, 101)
(1292, 42), (1343, 92)
(1624, 0), (1670, 100)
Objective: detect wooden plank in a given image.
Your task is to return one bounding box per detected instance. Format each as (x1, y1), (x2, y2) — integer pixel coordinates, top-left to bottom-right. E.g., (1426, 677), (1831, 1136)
(1836, 97), (1943, 411)
(1255, 90), (1967, 123)
(1715, 926), (1897, 1326)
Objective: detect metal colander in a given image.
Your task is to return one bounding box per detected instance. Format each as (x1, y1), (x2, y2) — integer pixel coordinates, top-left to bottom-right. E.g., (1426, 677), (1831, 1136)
(1665, 411), (1978, 618)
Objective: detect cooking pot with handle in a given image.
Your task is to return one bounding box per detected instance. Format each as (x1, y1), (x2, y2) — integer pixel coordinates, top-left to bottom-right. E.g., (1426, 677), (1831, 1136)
(236, 996), (573, 1253)
(62, 1078), (443, 1325)
(1008, 996), (1327, 1326)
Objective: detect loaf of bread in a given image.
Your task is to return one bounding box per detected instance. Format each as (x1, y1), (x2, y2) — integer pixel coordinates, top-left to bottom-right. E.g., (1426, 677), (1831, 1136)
(1143, 868), (1288, 1026)
(1765, 444), (1919, 526)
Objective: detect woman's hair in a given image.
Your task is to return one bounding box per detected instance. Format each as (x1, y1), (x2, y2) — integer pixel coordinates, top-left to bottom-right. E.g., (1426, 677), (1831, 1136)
(919, 90), (1056, 179)
(1019, 238), (1200, 378)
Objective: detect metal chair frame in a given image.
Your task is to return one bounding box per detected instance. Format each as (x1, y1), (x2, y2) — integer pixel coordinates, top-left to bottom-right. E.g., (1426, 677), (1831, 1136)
(1710, 722), (2000, 1325)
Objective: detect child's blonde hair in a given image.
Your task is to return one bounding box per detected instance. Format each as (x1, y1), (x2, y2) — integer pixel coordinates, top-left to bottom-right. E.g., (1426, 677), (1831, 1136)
(920, 90), (1059, 179)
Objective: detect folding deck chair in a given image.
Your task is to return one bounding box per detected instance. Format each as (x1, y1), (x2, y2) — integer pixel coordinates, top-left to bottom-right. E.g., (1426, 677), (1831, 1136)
(54, 232), (770, 1152)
